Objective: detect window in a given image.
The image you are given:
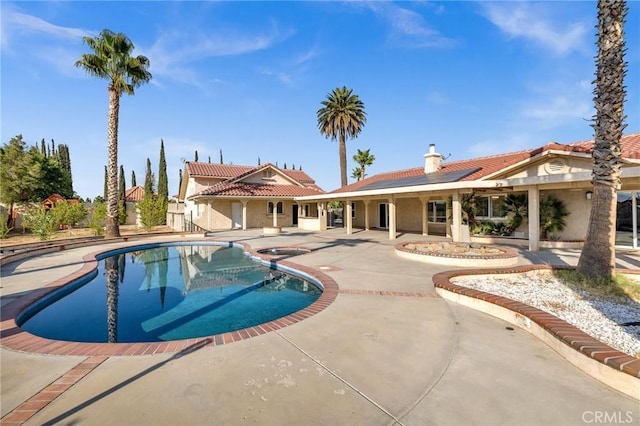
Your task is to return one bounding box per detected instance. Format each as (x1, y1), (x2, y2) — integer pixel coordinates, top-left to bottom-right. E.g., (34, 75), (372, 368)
(303, 204), (310, 217)
(476, 195), (506, 219)
(351, 202), (356, 219)
(262, 170), (274, 179)
(268, 201), (283, 214)
(427, 201), (446, 223)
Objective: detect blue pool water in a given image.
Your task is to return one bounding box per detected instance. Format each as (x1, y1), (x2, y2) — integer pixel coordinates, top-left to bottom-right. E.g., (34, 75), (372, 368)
(18, 243), (321, 343)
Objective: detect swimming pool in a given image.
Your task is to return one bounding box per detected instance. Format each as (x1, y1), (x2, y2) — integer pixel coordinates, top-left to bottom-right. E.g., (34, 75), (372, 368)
(17, 243), (322, 343)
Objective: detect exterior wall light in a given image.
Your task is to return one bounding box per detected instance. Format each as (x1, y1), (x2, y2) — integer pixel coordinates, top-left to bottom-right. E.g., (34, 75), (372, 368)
(586, 191), (593, 200)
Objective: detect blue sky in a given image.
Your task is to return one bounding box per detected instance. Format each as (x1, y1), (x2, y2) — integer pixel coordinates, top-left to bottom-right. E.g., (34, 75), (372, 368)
(1, 1), (638, 200)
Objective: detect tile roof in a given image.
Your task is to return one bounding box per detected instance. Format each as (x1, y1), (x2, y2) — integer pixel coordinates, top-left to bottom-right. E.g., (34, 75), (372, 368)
(193, 182), (324, 198)
(186, 162), (324, 199)
(125, 186), (145, 202)
(331, 132), (640, 194)
(186, 163), (255, 178)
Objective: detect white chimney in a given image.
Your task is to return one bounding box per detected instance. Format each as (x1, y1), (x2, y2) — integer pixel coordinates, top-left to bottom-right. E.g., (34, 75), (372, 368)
(424, 143), (441, 173)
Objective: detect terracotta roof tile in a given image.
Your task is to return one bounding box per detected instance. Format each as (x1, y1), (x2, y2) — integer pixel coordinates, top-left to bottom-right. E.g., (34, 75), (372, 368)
(186, 163), (255, 178)
(193, 182), (324, 198)
(331, 132), (640, 194)
(125, 186), (145, 202)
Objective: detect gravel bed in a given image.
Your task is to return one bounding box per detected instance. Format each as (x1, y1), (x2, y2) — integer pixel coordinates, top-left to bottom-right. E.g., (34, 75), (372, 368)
(453, 273), (640, 357)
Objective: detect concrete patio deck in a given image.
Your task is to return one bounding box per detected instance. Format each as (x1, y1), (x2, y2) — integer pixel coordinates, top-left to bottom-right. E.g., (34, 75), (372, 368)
(1, 228), (639, 426)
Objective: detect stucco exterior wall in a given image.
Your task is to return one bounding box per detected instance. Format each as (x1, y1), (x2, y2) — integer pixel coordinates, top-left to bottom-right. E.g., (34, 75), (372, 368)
(396, 198), (423, 232)
(540, 189), (590, 241)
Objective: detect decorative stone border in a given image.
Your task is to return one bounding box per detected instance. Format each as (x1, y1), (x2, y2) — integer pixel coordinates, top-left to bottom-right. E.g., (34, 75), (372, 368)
(432, 265), (640, 401)
(0, 240), (338, 356)
(395, 241), (520, 267)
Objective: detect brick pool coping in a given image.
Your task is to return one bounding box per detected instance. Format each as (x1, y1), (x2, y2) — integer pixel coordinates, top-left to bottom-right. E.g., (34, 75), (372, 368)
(432, 265), (640, 400)
(0, 240), (339, 357)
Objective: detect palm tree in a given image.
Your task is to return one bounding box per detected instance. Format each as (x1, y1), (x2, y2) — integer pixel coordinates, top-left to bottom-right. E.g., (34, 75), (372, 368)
(75, 29), (152, 238)
(317, 86), (367, 187)
(351, 167), (363, 181)
(577, 0), (627, 279)
(353, 148), (375, 181)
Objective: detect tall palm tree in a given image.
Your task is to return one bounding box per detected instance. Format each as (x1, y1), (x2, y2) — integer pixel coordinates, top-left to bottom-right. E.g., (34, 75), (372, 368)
(317, 86), (367, 187)
(75, 29), (152, 238)
(353, 148), (375, 181)
(577, 0), (627, 279)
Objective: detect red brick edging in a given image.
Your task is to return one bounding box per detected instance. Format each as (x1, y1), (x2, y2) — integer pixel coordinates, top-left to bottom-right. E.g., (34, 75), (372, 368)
(432, 265), (640, 380)
(0, 240), (339, 356)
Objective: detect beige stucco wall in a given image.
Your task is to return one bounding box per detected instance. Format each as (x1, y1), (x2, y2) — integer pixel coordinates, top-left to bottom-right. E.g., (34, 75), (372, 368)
(507, 156), (592, 179)
(540, 189), (590, 241)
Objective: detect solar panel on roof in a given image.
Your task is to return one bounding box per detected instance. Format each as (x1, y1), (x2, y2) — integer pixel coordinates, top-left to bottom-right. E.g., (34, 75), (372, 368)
(356, 168), (481, 191)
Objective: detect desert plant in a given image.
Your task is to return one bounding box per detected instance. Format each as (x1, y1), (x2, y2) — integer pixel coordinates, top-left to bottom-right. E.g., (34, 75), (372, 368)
(500, 193), (528, 235)
(540, 195), (569, 239)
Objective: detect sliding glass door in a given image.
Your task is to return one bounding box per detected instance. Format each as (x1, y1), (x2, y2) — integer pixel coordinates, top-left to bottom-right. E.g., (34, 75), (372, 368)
(616, 191), (639, 249)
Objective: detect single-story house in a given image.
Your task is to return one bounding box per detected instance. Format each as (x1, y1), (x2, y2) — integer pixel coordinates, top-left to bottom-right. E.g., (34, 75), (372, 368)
(124, 186), (145, 226)
(296, 132), (640, 251)
(175, 162), (325, 232)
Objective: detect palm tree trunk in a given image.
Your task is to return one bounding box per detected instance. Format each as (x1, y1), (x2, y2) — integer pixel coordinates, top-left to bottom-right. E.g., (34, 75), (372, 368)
(577, 0), (626, 278)
(578, 184), (617, 276)
(339, 132), (347, 187)
(105, 256), (119, 343)
(105, 87), (121, 238)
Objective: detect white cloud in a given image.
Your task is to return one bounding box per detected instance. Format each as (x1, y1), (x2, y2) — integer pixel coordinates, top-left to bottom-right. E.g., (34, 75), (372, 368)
(521, 94), (593, 129)
(143, 22), (296, 85)
(1, 8), (92, 52)
(362, 1), (456, 48)
(481, 2), (589, 55)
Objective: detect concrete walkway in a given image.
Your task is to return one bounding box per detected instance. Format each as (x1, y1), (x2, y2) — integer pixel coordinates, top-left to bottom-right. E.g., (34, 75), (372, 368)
(1, 228), (638, 426)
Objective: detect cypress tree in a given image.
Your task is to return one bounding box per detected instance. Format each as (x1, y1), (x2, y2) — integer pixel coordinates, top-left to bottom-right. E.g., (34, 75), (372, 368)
(194, 150), (199, 162)
(119, 165), (126, 200)
(219, 149), (223, 164)
(40, 138), (46, 156)
(119, 165), (127, 221)
(158, 139), (168, 202)
(144, 158), (154, 198)
(131, 170), (137, 187)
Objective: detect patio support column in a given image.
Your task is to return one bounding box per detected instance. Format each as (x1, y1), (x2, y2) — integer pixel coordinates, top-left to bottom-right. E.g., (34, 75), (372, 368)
(272, 200), (278, 227)
(420, 196), (429, 236)
(242, 200), (248, 230)
(388, 196), (396, 240)
(528, 186), (540, 251)
(319, 202), (327, 231)
(345, 199), (353, 235)
(364, 200), (371, 231)
(207, 200), (213, 231)
(451, 191), (462, 242)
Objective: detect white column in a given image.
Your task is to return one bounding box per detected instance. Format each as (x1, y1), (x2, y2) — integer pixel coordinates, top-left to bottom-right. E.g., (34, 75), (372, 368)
(364, 200), (371, 231)
(345, 199), (353, 235)
(420, 196), (429, 236)
(388, 196), (396, 240)
(528, 187), (540, 251)
(272, 200), (278, 227)
(242, 200), (248, 230)
(451, 192), (461, 242)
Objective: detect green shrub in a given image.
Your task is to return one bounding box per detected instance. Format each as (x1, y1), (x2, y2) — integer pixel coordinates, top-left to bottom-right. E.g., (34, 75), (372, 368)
(0, 213), (11, 239)
(21, 205), (59, 240)
(88, 201), (106, 236)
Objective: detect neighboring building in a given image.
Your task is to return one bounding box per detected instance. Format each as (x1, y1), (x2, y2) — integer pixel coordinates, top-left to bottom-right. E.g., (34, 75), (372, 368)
(175, 162), (325, 232)
(124, 186), (145, 226)
(296, 132), (640, 251)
